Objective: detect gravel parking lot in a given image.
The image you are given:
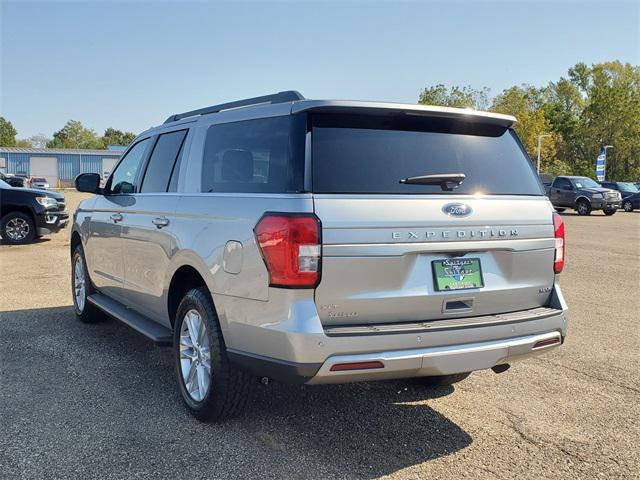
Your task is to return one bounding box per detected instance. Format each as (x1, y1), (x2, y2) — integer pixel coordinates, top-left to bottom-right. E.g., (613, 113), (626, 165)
(1, 190), (638, 479)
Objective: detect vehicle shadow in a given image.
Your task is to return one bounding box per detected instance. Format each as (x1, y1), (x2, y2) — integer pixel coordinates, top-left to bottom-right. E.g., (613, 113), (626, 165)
(1, 305), (472, 479)
(0, 237), (52, 246)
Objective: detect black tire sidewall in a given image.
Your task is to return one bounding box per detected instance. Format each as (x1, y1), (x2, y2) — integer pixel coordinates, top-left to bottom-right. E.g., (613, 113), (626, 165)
(174, 287), (246, 421)
(1, 212), (36, 244)
(72, 245), (97, 322)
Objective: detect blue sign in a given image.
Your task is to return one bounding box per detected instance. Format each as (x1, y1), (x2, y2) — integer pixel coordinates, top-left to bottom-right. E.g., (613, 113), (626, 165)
(596, 148), (606, 181)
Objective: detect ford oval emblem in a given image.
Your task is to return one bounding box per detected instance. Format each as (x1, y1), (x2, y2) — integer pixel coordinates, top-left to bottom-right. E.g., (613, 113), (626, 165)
(442, 203), (473, 217)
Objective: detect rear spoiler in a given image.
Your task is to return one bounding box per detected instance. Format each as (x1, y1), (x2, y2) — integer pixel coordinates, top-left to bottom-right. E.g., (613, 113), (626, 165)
(291, 100), (516, 128)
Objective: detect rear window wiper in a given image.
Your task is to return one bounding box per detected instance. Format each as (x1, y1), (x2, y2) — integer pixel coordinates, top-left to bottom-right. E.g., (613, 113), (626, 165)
(399, 173), (466, 191)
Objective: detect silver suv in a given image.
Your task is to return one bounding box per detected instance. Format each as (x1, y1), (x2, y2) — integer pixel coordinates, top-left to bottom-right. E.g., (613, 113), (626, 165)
(71, 91), (569, 421)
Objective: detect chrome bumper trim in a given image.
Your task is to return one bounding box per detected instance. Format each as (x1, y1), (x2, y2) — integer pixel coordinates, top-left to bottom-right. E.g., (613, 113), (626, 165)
(307, 330), (561, 384)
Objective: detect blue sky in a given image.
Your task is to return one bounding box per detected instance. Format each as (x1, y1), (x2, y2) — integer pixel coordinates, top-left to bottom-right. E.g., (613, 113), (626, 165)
(1, 0), (638, 138)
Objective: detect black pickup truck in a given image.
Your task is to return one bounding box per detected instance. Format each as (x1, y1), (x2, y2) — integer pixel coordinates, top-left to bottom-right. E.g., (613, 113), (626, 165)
(0, 177), (68, 244)
(546, 176), (621, 216)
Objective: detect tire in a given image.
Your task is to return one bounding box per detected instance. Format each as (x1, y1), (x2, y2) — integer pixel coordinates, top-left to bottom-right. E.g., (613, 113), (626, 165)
(415, 372), (471, 387)
(576, 199), (592, 216)
(0, 212), (36, 245)
(623, 200), (634, 212)
(603, 209), (617, 216)
(554, 208), (566, 213)
(174, 287), (250, 422)
(71, 245), (102, 323)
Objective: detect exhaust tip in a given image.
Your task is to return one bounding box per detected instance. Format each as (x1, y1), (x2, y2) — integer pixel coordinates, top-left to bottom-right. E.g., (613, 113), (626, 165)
(492, 363), (511, 374)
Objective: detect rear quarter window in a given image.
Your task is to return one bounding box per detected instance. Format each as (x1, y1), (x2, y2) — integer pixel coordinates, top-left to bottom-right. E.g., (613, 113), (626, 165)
(311, 114), (544, 196)
(201, 116), (304, 194)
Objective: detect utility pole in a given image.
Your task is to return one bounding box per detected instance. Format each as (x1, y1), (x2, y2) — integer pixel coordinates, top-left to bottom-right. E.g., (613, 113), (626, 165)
(536, 134), (551, 174)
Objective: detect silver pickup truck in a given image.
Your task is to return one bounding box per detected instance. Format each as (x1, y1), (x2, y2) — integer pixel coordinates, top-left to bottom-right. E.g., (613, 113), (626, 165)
(71, 91), (569, 421)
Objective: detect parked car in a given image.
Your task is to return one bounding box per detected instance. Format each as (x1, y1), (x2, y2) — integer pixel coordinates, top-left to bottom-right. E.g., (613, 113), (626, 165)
(71, 91), (569, 422)
(0, 172), (28, 188)
(599, 181), (640, 212)
(29, 177), (50, 189)
(0, 177), (68, 244)
(546, 176), (621, 215)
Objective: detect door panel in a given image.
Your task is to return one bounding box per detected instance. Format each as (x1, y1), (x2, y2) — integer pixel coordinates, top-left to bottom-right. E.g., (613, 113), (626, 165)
(119, 195), (179, 325)
(85, 195), (126, 302)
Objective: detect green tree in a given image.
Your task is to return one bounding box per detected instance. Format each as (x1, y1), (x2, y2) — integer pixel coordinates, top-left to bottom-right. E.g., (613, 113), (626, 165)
(101, 128), (135, 147)
(419, 84), (490, 110)
(47, 120), (104, 149)
(491, 85), (566, 174)
(569, 61), (640, 180)
(0, 117), (17, 147)
(15, 139), (31, 147)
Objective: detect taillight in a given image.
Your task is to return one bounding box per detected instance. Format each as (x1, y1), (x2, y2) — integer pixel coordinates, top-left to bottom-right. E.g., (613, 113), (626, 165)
(553, 213), (565, 273)
(254, 213), (321, 288)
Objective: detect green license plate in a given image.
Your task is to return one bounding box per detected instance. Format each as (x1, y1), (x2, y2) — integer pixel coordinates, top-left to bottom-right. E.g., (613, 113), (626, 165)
(432, 258), (484, 291)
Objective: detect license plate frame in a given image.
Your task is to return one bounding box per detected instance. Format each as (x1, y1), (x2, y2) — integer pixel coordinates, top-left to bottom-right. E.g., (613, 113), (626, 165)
(432, 258), (484, 291)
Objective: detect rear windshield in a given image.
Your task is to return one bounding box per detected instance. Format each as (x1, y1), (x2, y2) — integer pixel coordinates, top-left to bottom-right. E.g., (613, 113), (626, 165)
(311, 114), (543, 195)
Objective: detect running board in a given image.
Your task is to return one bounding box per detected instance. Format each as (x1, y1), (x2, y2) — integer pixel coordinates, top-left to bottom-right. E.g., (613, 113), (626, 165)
(87, 293), (173, 346)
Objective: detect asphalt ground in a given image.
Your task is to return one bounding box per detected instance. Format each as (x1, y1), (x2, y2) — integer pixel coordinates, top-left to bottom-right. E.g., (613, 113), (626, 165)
(1, 191), (639, 479)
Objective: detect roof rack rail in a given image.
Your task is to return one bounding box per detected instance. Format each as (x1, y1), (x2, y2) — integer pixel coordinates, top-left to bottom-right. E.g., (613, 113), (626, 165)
(163, 90), (305, 124)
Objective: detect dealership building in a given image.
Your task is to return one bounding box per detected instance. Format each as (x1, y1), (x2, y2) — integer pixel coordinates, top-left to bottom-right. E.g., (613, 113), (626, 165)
(0, 147), (123, 187)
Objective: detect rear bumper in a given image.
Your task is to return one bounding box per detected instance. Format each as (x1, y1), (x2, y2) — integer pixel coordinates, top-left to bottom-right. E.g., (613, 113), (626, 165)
(221, 285), (569, 384)
(307, 330), (561, 384)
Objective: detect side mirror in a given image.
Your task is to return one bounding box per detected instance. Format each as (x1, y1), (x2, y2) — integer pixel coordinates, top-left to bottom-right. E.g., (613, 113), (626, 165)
(75, 173), (102, 194)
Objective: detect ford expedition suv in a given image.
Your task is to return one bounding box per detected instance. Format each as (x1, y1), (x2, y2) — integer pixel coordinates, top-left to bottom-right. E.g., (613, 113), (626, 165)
(71, 91), (569, 421)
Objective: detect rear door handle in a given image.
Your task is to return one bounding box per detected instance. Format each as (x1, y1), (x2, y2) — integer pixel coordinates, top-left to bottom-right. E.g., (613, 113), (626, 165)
(110, 213), (123, 223)
(152, 217), (170, 228)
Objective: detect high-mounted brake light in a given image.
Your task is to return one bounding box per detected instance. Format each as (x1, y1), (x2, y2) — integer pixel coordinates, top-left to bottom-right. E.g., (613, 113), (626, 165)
(254, 214), (321, 288)
(553, 213), (565, 274)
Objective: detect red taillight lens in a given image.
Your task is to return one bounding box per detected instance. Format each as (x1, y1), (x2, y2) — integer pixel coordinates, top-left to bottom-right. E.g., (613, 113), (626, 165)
(255, 214), (321, 288)
(553, 213), (565, 273)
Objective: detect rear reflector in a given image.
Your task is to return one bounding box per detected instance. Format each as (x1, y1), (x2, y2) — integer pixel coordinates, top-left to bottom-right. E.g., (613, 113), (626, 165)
(329, 361), (384, 372)
(533, 337), (561, 349)
(553, 213), (565, 273)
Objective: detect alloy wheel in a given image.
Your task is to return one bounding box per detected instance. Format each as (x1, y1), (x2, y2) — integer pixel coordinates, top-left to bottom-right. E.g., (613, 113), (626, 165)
(577, 202), (590, 215)
(623, 201), (633, 212)
(179, 309), (211, 402)
(74, 257), (86, 312)
(5, 218), (29, 241)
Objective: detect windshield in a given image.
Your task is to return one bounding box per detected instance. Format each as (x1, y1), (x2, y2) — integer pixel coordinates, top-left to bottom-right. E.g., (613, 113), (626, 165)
(618, 182), (639, 193)
(0, 178), (10, 188)
(573, 177), (600, 189)
(311, 114), (543, 195)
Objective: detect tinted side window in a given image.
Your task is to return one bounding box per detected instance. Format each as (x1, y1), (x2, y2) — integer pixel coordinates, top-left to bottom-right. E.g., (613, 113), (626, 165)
(201, 116), (304, 193)
(109, 139), (150, 194)
(553, 178), (570, 189)
(140, 130), (188, 193)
